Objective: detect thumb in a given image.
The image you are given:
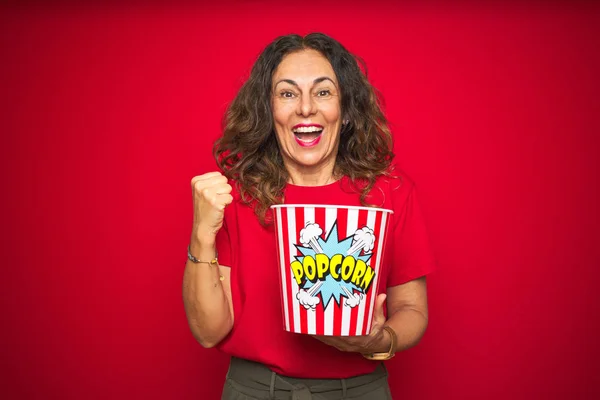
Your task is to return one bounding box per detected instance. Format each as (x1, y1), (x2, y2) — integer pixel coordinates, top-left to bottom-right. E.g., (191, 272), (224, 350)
(373, 293), (387, 323)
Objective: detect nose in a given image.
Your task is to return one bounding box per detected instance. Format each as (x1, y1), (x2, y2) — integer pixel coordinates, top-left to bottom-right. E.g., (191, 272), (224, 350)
(297, 92), (317, 117)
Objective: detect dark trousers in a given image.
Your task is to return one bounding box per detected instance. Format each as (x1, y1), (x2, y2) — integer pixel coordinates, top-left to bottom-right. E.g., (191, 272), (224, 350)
(222, 357), (393, 400)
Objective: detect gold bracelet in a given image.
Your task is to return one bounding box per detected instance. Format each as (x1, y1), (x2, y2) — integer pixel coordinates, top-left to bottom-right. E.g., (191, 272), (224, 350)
(187, 245), (224, 281)
(362, 326), (397, 361)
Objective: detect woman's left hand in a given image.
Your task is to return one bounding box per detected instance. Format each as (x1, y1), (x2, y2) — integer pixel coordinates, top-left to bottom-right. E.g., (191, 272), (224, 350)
(312, 293), (389, 353)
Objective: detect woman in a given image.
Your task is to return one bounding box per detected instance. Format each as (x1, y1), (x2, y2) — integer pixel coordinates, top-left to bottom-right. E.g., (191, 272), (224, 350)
(183, 33), (435, 399)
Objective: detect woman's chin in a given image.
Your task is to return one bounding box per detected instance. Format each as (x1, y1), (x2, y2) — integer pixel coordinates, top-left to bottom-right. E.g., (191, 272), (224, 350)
(288, 153), (334, 169)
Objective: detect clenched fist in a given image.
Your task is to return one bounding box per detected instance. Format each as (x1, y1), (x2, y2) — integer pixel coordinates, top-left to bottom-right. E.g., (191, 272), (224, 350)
(190, 172), (233, 243)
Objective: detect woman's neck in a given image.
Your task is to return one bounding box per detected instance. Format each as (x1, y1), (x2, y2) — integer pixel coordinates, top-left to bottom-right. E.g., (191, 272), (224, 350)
(285, 162), (337, 187)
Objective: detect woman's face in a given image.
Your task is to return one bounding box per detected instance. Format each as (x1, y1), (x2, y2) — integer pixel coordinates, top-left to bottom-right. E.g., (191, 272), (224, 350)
(271, 49), (342, 178)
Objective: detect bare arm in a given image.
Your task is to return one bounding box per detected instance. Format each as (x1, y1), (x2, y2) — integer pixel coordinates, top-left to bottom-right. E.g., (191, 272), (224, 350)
(382, 276), (429, 352)
(182, 172), (235, 348)
(313, 276), (429, 354)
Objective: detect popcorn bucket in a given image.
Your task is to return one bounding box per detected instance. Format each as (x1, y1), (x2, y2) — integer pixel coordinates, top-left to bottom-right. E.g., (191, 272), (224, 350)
(271, 204), (393, 336)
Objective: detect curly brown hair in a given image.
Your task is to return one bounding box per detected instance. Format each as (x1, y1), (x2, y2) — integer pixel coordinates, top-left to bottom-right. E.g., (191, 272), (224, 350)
(214, 33), (395, 225)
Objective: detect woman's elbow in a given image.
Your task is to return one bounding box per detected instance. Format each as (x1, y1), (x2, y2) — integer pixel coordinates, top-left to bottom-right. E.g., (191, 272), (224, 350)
(189, 316), (233, 348)
(196, 336), (219, 349)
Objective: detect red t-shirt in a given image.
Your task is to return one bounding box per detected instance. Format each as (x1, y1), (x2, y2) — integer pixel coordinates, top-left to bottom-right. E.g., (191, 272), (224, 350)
(215, 170), (435, 378)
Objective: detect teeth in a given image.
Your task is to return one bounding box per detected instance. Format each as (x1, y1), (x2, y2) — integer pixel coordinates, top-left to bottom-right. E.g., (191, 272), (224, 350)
(293, 126), (323, 133)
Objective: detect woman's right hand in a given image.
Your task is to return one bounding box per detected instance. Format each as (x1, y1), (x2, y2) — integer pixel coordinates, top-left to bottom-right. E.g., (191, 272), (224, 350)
(190, 172), (233, 244)
(185, 172), (235, 347)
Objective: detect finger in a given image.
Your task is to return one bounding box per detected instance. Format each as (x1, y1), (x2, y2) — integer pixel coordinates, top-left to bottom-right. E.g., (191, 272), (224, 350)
(191, 172), (221, 185)
(323, 338), (361, 352)
(368, 294), (388, 337)
(201, 192), (233, 211)
(312, 336), (330, 346)
(193, 178), (229, 196)
(199, 185), (232, 202)
(197, 183), (232, 196)
(191, 173), (226, 189)
(314, 336), (346, 351)
(194, 176), (228, 190)
(313, 335), (342, 344)
(315, 335), (360, 346)
(213, 183), (232, 195)
(219, 193), (234, 207)
(373, 293), (387, 321)
(196, 171), (223, 181)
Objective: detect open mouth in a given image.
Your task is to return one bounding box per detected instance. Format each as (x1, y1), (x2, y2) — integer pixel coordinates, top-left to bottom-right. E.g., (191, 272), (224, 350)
(292, 125), (324, 147)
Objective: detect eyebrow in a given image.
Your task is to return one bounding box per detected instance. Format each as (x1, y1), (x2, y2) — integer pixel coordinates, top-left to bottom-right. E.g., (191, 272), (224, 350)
(274, 76), (337, 89)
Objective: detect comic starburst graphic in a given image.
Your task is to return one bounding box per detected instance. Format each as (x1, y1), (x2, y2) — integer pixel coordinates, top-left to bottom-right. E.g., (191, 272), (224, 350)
(295, 221), (373, 309)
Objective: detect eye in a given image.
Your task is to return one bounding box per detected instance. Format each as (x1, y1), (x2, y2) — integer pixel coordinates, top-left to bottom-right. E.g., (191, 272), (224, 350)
(279, 90), (296, 98)
(317, 89), (331, 97)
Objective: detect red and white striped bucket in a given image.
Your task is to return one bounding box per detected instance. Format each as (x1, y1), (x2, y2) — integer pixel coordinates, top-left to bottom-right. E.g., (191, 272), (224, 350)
(271, 204), (393, 336)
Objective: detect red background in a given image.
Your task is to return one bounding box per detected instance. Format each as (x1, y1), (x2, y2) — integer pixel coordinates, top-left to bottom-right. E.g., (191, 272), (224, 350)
(2, 2), (599, 399)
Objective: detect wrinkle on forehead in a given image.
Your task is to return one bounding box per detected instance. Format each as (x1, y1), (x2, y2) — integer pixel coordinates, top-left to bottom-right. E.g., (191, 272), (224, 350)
(274, 77), (338, 91)
(273, 49), (338, 88)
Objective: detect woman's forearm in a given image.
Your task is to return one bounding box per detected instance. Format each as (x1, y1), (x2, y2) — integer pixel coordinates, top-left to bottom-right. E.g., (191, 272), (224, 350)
(384, 306), (429, 353)
(182, 238), (233, 348)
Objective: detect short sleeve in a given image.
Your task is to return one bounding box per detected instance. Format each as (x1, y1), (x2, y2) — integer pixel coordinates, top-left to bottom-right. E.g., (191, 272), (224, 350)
(387, 184), (436, 287)
(215, 208), (233, 267)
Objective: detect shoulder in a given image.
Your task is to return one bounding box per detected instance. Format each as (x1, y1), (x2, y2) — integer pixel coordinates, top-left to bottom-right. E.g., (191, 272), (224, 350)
(365, 165), (416, 208)
(376, 165), (415, 194)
